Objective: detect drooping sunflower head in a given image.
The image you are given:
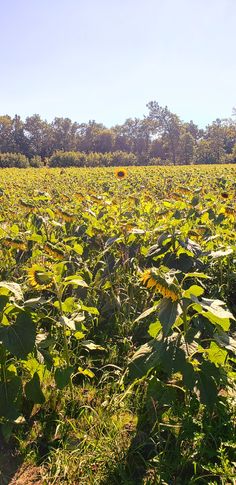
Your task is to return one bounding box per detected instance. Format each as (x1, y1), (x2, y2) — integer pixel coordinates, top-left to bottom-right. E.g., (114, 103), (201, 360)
(141, 268), (180, 302)
(44, 241), (64, 260)
(2, 237), (26, 251)
(56, 207), (76, 223)
(27, 264), (54, 290)
(20, 199), (35, 210)
(114, 167), (127, 180)
(75, 192), (84, 202)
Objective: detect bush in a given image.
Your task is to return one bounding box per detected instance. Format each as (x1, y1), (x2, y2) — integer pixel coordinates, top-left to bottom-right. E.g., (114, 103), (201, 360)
(29, 155), (44, 168)
(49, 151), (87, 167)
(48, 150), (138, 168)
(0, 152), (29, 168)
(149, 157), (172, 166)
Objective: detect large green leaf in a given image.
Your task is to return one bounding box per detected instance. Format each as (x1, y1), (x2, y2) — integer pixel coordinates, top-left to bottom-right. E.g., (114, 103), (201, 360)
(183, 285), (204, 299)
(55, 366), (73, 390)
(0, 312), (36, 358)
(0, 295), (9, 314)
(158, 299), (180, 336)
(207, 342), (228, 366)
(127, 338), (165, 382)
(25, 372), (45, 404)
(0, 377), (22, 419)
(148, 320), (162, 338)
(196, 361), (220, 407)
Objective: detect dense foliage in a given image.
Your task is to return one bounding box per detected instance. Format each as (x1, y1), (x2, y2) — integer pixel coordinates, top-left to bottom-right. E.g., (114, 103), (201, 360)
(0, 102), (236, 166)
(0, 165), (235, 484)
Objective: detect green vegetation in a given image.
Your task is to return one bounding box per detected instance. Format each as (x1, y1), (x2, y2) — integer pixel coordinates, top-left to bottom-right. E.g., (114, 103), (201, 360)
(0, 102), (236, 167)
(0, 165), (235, 484)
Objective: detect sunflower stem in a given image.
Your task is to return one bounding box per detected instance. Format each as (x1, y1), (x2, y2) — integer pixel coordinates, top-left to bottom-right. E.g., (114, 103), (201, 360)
(54, 279), (74, 400)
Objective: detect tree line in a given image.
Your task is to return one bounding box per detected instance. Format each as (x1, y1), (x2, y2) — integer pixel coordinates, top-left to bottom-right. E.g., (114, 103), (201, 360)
(0, 101), (235, 167)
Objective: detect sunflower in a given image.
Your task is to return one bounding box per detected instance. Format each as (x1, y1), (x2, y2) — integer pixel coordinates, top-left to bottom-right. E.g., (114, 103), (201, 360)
(75, 192), (84, 202)
(44, 241), (64, 260)
(20, 199), (35, 210)
(141, 269), (179, 302)
(221, 192), (229, 199)
(56, 208), (76, 223)
(2, 237), (26, 251)
(114, 167), (127, 180)
(27, 264), (54, 290)
(225, 205), (235, 215)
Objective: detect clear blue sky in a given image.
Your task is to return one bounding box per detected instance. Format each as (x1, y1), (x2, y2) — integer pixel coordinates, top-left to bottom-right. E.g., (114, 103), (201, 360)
(0, 0), (235, 128)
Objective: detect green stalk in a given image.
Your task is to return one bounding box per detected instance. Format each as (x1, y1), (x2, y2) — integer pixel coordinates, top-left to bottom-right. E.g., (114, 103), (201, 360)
(54, 280), (74, 400)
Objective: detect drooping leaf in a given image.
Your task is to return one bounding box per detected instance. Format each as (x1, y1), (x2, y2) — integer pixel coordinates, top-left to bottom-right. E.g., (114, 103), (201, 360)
(214, 329), (236, 353)
(210, 248), (233, 258)
(158, 299), (180, 336)
(81, 340), (105, 351)
(0, 282), (23, 301)
(59, 315), (76, 330)
(127, 338), (165, 382)
(63, 276), (88, 288)
(134, 304), (158, 323)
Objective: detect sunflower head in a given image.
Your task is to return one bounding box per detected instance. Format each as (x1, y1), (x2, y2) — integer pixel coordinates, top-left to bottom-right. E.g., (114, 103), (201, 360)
(57, 208), (76, 223)
(28, 264), (54, 290)
(44, 241), (64, 260)
(141, 268), (180, 302)
(2, 237), (26, 251)
(75, 192), (84, 202)
(114, 167), (127, 180)
(221, 192), (229, 199)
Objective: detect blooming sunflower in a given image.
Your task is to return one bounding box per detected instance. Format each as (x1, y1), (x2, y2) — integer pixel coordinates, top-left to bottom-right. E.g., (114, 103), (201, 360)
(114, 167), (127, 180)
(27, 264), (53, 290)
(141, 269), (179, 302)
(221, 192), (229, 199)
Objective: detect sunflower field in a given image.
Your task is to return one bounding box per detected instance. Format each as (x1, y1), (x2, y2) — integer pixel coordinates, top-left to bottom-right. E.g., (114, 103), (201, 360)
(0, 165), (236, 484)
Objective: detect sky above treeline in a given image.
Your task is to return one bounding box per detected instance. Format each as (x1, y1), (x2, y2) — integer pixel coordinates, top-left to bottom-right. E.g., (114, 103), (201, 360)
(1, 0), (235, 128)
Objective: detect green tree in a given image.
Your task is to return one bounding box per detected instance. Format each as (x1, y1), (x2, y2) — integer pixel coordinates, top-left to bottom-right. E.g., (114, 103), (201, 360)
(0, 115), (14, 152)
(147, 101), (182, 165)
(24, 114), (53, 158)
(51, 117), (79, 152)
(179, 130), (196, 164)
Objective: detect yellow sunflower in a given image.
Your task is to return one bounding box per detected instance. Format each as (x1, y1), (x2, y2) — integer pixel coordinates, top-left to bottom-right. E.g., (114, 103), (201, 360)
(27, 264), (54, 290)
(141, 269), (179, 302)
(114, 167), (127, 180)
